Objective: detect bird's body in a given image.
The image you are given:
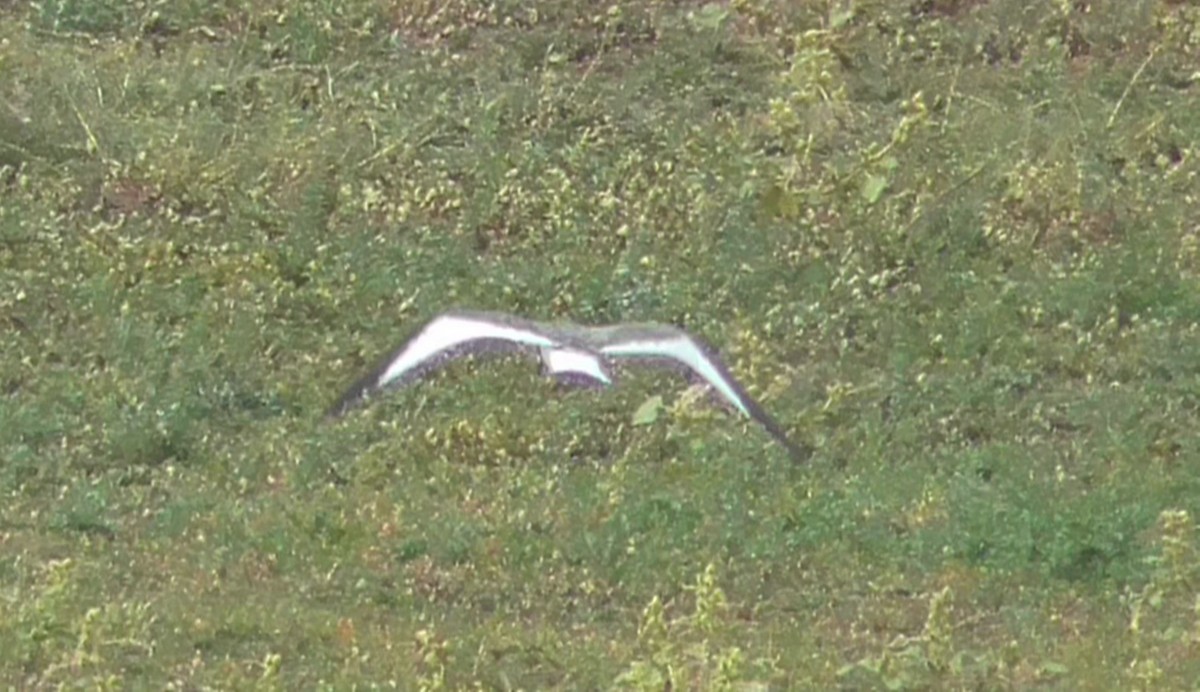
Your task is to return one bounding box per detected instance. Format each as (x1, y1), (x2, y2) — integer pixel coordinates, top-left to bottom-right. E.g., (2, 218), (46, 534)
(326, 309), (807, 461)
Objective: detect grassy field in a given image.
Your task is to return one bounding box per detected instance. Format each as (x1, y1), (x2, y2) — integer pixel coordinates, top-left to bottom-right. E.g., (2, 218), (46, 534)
(2, 0), (1200, 687)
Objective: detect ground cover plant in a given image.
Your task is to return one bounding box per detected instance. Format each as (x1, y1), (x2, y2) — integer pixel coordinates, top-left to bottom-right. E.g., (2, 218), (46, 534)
(2, 0), (1200, 687)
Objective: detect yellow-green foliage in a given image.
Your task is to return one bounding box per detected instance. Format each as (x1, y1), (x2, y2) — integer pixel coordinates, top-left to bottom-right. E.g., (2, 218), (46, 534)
(3, 0), (1200, 687)
(616, 563), (779, 690)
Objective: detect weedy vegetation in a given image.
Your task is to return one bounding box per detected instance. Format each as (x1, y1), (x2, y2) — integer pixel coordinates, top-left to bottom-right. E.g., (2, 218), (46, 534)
(2, 0), (1200, 687)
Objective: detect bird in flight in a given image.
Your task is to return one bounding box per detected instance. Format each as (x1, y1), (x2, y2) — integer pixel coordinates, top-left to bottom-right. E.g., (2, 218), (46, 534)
(325, 310), (808, 461)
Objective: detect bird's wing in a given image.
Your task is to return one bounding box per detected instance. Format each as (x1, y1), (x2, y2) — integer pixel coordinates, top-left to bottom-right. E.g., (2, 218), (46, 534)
(539, 346), (614, 387)
(597, 330), (808, 461)
(325, 311), (562, 417)
(325, 311), (809, 461)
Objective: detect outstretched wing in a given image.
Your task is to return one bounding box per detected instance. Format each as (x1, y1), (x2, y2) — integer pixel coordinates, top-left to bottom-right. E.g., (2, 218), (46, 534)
(325, 310), (808, 462)
(598, 331), (809, 462)
(325, 312), (562, 418)
(539, 346), (614, 388)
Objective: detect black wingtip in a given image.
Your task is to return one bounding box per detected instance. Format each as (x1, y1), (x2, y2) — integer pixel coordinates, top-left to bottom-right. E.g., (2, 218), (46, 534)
(322, 373), (377, 420)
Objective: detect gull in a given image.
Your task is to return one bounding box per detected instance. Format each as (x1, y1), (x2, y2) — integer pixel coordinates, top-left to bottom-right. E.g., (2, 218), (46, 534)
(325, 310), (808, 460)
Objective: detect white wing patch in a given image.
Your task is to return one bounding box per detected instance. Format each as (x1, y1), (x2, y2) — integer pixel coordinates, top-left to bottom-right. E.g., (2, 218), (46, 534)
(328, 311), (804, 461)
(377, 314), (558, 388)
(600, 337), (751, 417)
(541, 347), (613, 385)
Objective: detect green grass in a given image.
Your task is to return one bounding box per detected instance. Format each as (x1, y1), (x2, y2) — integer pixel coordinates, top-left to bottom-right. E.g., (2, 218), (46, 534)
(3, 0), (1200, 687)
